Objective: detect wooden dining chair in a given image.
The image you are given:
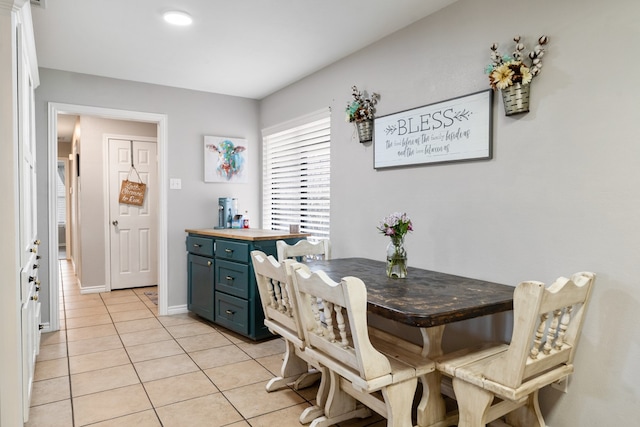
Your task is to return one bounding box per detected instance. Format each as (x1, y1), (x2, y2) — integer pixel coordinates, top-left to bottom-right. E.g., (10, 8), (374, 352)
(435, 271), (596, 427)
(290, 264), (435, 427)
(276, 238), (331, 263)
(250, 250), (326, 423)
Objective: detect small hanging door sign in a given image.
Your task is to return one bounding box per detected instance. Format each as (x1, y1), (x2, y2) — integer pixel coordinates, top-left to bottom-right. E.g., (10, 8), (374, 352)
(119, 167), (146, 206)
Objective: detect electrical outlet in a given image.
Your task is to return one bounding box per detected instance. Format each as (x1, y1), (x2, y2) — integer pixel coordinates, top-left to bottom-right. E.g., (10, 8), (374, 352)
(551, 376), (569, 393)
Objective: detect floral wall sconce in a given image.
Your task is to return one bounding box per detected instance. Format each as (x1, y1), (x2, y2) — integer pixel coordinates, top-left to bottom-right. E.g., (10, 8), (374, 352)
(486, 35), (549, 116)
(345, 85), (379, 143)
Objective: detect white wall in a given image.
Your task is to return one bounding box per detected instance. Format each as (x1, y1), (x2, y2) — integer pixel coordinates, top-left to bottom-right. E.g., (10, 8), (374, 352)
(35, 70), (261, 310)
(259, 0), (640, 424)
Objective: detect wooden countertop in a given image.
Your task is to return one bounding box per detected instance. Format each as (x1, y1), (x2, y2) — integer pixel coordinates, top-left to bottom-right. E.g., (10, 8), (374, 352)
(185, 228), (310, 241)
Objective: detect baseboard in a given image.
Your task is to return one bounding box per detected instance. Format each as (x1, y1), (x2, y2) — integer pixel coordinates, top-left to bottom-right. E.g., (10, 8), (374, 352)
(167, 304), (188, 315)
(79, 284), (107, 294)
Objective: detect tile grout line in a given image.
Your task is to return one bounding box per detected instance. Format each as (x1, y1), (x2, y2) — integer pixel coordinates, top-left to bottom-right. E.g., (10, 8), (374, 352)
(59, 260), (76, 427)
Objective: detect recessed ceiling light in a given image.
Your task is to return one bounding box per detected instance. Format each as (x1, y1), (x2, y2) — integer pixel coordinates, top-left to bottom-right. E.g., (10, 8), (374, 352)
(163, 10), (193, 26)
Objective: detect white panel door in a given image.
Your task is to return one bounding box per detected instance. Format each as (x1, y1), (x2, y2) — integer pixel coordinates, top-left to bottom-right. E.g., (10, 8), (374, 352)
(109, 138), (157, 289)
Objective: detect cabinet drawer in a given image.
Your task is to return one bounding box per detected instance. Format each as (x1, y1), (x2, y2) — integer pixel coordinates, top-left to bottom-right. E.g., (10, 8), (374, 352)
(215, 240), (249, 262)
(215, 292), (249, 335)
(215, 259), (249, 299)
(186, 236), (214, 257)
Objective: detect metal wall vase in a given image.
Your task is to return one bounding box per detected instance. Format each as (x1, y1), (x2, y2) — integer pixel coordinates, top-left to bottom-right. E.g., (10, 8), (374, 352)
(356, 120), (373, 143)
(501, 83), (530, 116)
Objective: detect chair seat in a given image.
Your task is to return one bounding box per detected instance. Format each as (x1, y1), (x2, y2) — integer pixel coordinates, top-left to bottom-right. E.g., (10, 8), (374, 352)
(437, 342), (576, 402)
(306, 328), (434, 393)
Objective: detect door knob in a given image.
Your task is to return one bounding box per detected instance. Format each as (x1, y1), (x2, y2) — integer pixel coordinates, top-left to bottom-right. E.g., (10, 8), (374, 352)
(112, 220), (118, 226)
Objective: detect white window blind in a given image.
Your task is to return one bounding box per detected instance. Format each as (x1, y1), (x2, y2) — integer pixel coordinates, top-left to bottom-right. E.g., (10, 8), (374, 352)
(262, 109), (330, 239)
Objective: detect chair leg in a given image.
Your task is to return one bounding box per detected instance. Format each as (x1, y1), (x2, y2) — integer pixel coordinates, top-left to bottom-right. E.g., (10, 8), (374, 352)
(265, 340), (308, 392)
(417, 372), (446, 427)
(299, 366), (328, 424)
(382, 378), (418, 427)
(505, 390), (545, 427)
(452, 378), (493, 427)
(310, 370), (371, 427)
(292, 369), (322, 390)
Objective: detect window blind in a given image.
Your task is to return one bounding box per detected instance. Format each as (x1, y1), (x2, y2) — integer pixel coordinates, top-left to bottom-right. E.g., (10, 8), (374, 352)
(262, 109), (330, 239)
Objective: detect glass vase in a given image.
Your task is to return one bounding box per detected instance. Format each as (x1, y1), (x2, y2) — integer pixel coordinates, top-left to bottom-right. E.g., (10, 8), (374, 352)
(386, 238), (407, 279)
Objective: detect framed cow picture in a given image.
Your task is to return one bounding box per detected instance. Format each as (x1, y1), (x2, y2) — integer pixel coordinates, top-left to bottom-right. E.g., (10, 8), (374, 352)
(204, 135), (248, 183)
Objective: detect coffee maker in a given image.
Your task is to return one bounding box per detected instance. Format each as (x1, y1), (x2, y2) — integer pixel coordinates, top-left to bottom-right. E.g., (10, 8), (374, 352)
(216, 197), (237, 229)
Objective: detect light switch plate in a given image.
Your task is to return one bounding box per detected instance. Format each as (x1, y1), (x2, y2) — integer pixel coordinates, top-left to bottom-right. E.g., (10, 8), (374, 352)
(169, 178), (182, 189)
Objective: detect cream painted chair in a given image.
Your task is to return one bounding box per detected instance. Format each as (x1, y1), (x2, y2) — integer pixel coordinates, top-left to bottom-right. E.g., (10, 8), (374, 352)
(250, 250), (325, 423)
(290, 264), (435, 427)
(276, 238), (331, 263)
(435, 272), (596, 427)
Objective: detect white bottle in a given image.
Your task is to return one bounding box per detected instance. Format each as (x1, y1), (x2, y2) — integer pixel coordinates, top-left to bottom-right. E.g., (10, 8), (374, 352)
(242, 210), (250, 229)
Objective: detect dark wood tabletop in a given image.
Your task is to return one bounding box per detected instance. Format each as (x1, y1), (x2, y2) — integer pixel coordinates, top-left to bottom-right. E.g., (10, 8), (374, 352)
(305, 258), (514, 328)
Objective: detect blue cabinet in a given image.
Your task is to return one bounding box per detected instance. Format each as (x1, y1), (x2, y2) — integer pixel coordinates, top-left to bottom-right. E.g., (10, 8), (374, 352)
(187, 253), (215, 322)
(186, 229), (306, 340)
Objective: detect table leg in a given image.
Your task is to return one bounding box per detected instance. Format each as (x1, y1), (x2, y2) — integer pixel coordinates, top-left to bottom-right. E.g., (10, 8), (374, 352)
(417, 326), (446, 427)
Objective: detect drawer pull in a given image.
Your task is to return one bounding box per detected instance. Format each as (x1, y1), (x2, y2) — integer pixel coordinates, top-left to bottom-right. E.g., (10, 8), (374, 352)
(225, 248), (234, 254)
(225, 309), (235, 315)
(225, 275), (234, 281)
(207, 261), (212, 267)
(193, 244), (202, 248)
(31, 295), (38, 301)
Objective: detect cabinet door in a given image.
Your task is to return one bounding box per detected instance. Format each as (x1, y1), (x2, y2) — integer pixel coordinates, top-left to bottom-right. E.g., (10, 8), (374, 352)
(187, 254), (215, 322)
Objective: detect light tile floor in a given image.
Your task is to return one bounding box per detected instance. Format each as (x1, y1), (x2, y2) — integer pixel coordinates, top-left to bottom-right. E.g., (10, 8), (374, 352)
(27, 260), (384, 427)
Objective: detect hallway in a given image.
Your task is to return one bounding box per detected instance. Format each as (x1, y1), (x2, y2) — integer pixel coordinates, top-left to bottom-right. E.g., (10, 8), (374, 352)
(28, 260), (384, 426)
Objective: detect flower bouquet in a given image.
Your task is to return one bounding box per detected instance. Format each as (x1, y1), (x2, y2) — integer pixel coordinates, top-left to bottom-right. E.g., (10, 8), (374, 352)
(377, 212), (413, 279)
(485, 35), (549, 115)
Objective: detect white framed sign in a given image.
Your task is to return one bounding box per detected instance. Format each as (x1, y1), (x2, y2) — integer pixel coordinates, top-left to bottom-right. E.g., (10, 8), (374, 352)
(374, 90), (493, 169)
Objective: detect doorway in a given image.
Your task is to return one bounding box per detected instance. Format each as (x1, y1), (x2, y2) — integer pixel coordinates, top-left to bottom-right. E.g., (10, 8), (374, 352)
(47, 103), (169, 333)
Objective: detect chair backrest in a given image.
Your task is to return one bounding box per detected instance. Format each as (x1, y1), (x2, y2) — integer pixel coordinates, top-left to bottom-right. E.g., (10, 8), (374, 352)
(483, 271), (596, 389)
(276, 239), (331, 263)
(290, 264), (391, 381)
(250, 250), (308, 343)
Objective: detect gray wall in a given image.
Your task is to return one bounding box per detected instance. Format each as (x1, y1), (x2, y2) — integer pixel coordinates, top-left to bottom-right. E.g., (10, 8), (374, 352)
(259, 0), (640, 425)
(35, 70), (261, 310)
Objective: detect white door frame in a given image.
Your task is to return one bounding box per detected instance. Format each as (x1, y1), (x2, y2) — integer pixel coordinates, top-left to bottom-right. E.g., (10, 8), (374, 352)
(104, 134), (158, 291)
(47, 102), (169, 330)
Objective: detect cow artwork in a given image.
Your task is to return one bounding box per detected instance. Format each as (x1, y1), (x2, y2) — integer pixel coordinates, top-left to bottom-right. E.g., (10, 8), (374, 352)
(204, 136), (248, 183)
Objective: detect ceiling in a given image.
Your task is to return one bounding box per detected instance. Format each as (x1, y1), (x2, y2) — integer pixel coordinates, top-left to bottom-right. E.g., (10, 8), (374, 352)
(31, 0), (456, 100)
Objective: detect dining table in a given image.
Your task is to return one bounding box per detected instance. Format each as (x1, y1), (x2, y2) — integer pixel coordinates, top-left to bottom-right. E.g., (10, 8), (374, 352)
(304, 257), (515, 427)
